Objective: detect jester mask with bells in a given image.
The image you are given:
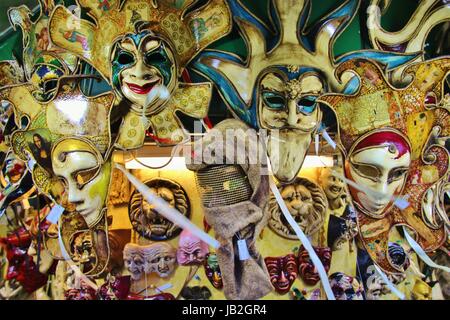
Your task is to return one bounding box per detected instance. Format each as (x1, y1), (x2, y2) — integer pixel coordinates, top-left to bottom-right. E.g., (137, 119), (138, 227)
(192, 0), (418, 183)
(8, 0), (78, 102)
(318, 57), (450, 274)
(1, 77), (115, 225)
(48, 0), (232, 148)
(367, 0), (450, 84)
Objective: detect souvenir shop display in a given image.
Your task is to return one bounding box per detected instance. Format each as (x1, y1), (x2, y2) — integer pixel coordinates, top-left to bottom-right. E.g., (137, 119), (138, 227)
(0, 0), (448, 301)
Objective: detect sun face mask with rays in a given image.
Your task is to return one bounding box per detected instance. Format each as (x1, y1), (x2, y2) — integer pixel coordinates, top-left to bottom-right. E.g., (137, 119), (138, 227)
(8, 0), (78, 102)
(318, 57), (450, 274)
(48, 0), (232, 148)
(192, 0), (419, 184)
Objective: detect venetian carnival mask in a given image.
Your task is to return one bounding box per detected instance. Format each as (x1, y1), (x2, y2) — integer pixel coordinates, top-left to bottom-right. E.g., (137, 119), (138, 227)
(387, 242), (410, 285)
(176, 229), (209, 266)
(193, 0), (417, 183)
(318, 167), (348, 211)
(318, 58), (450, 273)
(264, 254), (298, 295)
(112, 30), (177, 114)
(204, 253), (223, 289)
(123, 243), (145, 281)
(129, 178), (190, 241)
(329, 272), (364, 301)
(297, 246), (332, 286)
(364, 265), (390, 300)
(142, 242), (177, 278)
(52, 139), (112, 228)
(267, 177), (327, 239)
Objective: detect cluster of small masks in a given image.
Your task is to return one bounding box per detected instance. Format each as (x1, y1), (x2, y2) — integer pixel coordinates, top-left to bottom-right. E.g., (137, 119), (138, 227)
(0, 0), (449, 301)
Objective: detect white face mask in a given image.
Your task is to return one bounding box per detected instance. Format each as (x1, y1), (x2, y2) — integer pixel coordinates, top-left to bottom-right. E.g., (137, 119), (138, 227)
(348, 144), (410, 216)
(53, 151), (110, 228)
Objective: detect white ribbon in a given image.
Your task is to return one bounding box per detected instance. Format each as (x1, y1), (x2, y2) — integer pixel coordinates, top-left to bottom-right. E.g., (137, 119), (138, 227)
(116, 164), (220, 249)
(46, 204), (65, 224)
(321, 129), (336, 150)
(373, 264), (405, 300)
(403, 227), (450, 273)
(269, 178), (336, 300)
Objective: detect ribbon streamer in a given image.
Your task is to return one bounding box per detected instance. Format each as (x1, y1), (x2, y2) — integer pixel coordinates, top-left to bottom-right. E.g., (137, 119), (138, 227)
(115, 164), (220, 249)
(269, 178), (336, 300)
(403, 227), (450, 273)
(373, 264), (405, 300)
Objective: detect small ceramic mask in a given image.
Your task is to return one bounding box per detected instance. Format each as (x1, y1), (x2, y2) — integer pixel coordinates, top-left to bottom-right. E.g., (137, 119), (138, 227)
(297, 245), (332, 286)
(176, 229), (209, 266)
(329, 272), (364, 300)
(318, 167), (347, 211)
(204, 253), (223, 289)
(387, 243), (410, 285)
(268, 177), (327, 239)
(142, 242), (177, 278)
(264, 254), (298, 295)
(364, 265), (390, 300)
(123, 243), (145, 281)
(129, 178), (190, 241)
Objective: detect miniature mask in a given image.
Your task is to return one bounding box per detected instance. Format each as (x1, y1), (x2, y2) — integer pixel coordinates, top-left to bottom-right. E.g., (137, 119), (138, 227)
(387, 242), (410, 285)
(329, 272), (364, 300)
(123, 243), (145, 281)
(297, 245), (332, 286)
(129, 178), (190, 241)
(267, 177), (327, 239)
(193, 0), (417, 183)
(318, 167), (348, 211)
(98, 275), (131, 300)
(176, 229), (209, 266)
(411, 278), (433, 300)
(318, 58), (450, 273)
(264, 254), (298, 295)
(204, 253), (223, 289)
(142, 242), (177, 278)
(364, 265), (390, 300)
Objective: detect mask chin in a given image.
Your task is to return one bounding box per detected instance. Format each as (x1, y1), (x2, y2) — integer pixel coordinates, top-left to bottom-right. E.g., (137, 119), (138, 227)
(267, 129), (312, 183)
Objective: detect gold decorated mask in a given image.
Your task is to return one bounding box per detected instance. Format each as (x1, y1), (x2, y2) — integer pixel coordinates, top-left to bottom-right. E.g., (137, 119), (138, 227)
(49, 0), (232, 148)
(318, 57), (450, 273)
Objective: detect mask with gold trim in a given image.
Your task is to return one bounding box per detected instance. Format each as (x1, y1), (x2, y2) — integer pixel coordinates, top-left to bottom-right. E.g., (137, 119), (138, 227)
(318, 58), (450, 273)
(193, 0), (419, 183)
(49, 0), (232, 148)
(8, 0), (78, 102)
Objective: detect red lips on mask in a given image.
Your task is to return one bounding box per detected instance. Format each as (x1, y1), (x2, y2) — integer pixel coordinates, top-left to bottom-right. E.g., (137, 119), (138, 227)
(264, 254), (298, 294)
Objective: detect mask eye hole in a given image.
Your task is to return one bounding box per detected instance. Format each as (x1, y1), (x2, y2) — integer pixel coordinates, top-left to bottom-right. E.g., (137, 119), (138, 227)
(117, 51), (135, 65)
(352, 163), (381, 181)
(72, 166), (100, 189)
(297, 96), (317, 114)
(388, 168), (408, 183)
(144, 51), (167, 65)
(262, 91), (285, 110)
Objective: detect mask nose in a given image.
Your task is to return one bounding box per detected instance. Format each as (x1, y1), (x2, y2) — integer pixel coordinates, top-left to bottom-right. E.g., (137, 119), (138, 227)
(67, 183), (83, 205)
(287, 100), (298, 127)
(279, 270), (287, 283)
(130, 59), (155, 81)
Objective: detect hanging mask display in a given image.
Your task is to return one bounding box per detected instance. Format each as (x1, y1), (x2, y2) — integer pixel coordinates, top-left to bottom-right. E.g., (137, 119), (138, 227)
(193, 0), (418, 183)
(329, 272), (364, 300)
(48, 0), (232, 148)
(318, 58), (450, 273)
(187, 119), (273, 300)
(267, 177), (327, 239)
(367, 0), (450, 83)
(129, 178), (190, 241)
(204, 253), (223, 289)
(297, 245), (332, 286)
(8, 0), (78, 102)
(142, 242), (177, 278)
(176, 229), (209, 266)
(264, 254), (298, 295)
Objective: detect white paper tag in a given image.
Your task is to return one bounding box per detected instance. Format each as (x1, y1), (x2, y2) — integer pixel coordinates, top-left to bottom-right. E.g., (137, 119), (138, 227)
(237, 239), (250, 261)
(322, 129), (336, 149)
(46, 204), (65, 224)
